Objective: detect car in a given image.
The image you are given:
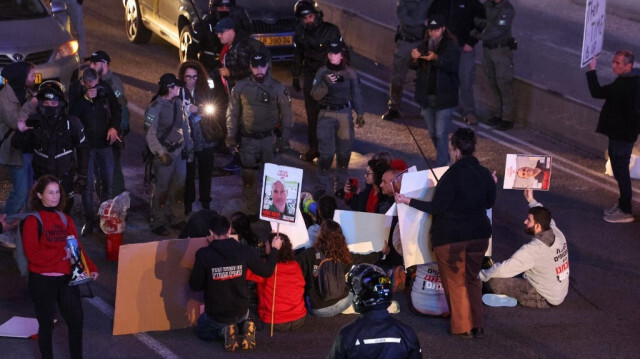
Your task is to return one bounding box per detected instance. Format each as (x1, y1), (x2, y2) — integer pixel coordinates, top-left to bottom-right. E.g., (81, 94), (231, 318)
(122, 0), (298, 63)
(0, 0), (80, 90)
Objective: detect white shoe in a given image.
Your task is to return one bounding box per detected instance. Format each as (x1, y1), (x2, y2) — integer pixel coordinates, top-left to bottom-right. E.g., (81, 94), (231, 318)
(0, 234), (16, 249)
(482, 294), (517, 307)
(386, 300), (400, 314)
(603, 203), (619, 216)
(603, 209), (635, 223)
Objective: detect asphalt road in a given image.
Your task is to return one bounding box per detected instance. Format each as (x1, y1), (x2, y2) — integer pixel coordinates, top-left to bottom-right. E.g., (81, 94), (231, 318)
(1, 1), (639, 358)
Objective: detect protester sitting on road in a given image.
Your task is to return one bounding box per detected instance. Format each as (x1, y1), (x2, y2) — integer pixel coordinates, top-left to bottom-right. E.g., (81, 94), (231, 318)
(328, 263), (422, 359)
(307, 195), (337, 246)
(23, 174), (98, 359)
(189, 213), (281, 352)
(344, 158), (390, 213)
(296, 219), (382, 317)
(246, 233), (306, 331)
(480, 187), (569, 308)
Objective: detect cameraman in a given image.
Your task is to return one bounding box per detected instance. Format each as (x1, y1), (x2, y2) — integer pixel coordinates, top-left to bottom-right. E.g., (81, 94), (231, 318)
(69, 67), (121, 236)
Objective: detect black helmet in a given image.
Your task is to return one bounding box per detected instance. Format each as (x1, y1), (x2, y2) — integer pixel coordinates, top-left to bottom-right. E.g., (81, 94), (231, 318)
(209, 0), (234, 12)
(347, 264), (392, 313)
(294, 0), (318, 18)
(36, 80), (67, 118)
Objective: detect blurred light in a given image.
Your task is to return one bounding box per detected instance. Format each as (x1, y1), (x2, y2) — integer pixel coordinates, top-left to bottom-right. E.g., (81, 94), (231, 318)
(54, 40), (78, 61)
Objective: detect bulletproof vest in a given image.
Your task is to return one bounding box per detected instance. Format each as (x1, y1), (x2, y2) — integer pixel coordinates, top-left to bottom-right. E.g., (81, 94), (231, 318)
(32, 114), (76, 177)
(238, 78), (280, 134)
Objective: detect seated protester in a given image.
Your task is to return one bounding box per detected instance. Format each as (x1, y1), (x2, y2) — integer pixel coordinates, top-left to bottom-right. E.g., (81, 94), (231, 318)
(409, 262), (450, 317)
(479, 188), (569, 308)
(179, 209), (220, 238)
(307, 195), (337, 246)
(328, 264), (422, 359)
(246, 233), (306, 331)
(300, 192), (317, 229)
(344, 158), (390, 213)
(296, 220), (384, 317)
(189, 213), (282, 352)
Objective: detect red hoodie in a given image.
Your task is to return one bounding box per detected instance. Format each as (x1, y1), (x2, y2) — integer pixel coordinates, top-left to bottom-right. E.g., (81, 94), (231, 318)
(246, 261), (306, 324)
(22, 209), (97, 275)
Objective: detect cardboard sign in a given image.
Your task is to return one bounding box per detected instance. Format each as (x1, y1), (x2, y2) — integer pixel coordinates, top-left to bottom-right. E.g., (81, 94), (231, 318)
(0, 316), (38, 338)
(260, 163), (303, 224)
(333, 210), (391, 254)
(504, 154), (552, 190)
(113, 237), (208, 335)
(270, 209), (311, 249)
(581, 0), (607, 67)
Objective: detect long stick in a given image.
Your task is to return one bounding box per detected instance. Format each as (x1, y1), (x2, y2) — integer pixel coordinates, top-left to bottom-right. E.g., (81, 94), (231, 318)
(270, 224), (280, 337)
(403, 122), (440, 183)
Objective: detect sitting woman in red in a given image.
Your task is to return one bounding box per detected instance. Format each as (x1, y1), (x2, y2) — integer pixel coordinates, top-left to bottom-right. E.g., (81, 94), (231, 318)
(23, 175), (98, 359)
(246, 233), (306, 331)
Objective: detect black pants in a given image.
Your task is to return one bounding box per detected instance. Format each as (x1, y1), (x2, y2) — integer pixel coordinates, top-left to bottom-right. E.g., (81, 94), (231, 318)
(28, 272), (84, 359)
(609, 139), (634, 213)
(185, 146), (215, 213)
(303, 66), (320, 154)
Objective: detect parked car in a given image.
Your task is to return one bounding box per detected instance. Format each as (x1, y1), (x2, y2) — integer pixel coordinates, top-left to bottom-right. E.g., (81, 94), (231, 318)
(0, 0), (79, 90)
(122, 0), (298, 63)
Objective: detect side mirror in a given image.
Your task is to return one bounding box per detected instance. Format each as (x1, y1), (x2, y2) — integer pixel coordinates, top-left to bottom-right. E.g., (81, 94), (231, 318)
(50, 0), (67, 14)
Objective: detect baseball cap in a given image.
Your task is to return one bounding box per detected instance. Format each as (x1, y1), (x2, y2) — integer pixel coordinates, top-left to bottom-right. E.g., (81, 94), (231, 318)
(327, 40), (346, 54)
(214, 18), (235, 33)
(426, 15), (445, 30)
(250, 52), (269, 67)
(158, 73), (185, 88)
(84, 50), (111, 64)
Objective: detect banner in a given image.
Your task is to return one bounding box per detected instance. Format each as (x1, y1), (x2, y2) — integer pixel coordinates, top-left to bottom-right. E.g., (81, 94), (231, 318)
(260, 163), (303, 224)
(580, 0), (606, 67)
(333, 210), (391, 254)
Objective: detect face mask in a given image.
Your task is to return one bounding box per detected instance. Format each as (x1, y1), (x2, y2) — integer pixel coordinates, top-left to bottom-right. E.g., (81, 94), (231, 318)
(42, 106), (60, 118)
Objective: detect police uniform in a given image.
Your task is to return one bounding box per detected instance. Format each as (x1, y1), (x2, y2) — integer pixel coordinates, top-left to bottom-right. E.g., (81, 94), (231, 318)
(473, 0), (516, 128)
(226, 74), (293, 216)
(144, 96), (193, 231)
(384, 0), (432, 120)
(310, 61), (364, 194)
(102, 69), (129, 195)
(292, 14), (341, 159)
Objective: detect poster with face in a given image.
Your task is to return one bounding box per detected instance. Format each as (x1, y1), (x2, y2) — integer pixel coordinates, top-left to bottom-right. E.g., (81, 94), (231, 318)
(503, 154), (552, 190)
(260, 163), (303, 224)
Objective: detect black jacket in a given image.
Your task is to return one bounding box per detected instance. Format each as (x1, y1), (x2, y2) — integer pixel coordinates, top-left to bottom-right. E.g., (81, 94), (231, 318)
(586, 69), (640, 142)
(292, 21), (342, 76)
(428, 0), (485, 47)
(346, 184), (392, 214)
(328, 309), (422, 359)
(224, 35), (268, 91)
(413, 35), (461, 110)
(69, 88), (121, 149)
(409, 156), (495, 247)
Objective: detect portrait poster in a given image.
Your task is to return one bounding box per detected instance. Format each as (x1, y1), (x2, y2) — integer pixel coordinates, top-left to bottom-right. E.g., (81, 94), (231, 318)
(503, 154), (552, 190)
(260, 163), (303, 224)
(333, 210), (391, 254)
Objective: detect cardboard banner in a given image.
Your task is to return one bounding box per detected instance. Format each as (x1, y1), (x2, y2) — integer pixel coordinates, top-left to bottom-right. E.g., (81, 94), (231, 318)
(260, 163), (303, 224)
(333, 210), (391, 254)
(580, 0), (606, 67)
(113, 237), (208, 335)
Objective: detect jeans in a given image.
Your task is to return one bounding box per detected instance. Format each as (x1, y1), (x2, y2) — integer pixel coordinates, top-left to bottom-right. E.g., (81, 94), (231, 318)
(4, 153), (33, 215)
(185, 146), (215, 213)
(82, 147), (114, 221)
(458, 47), (477, 116)
(196, 310), (249, 341)
(421, 99), (453, 167)
(608, 139), (634, 213)
(61, 0), (87, 58)
(485, 277), (550, 309)
(310, 293), (353, 318)
(28, 272), (83, 359)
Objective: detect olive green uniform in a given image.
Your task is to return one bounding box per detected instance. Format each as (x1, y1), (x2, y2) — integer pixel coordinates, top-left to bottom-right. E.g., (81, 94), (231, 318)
(102, 70), (129, 195)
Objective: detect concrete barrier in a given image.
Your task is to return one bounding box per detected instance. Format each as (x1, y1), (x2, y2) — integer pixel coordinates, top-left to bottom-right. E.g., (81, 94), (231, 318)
(319, 1), (617, 158)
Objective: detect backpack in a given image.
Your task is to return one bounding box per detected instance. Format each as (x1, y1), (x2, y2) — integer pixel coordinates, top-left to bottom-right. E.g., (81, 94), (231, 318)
(14, 211), (67, 276)
(314, 248), (347, 301)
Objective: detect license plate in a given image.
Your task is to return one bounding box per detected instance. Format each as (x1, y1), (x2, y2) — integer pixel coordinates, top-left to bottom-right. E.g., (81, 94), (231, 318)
(35, 73), (42, 84)
(255, 35), (293, 47)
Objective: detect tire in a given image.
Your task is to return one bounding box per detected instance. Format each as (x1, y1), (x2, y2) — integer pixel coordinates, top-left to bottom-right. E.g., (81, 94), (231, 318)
(179, 24), (197, 63)
(124, 0), (152, 44)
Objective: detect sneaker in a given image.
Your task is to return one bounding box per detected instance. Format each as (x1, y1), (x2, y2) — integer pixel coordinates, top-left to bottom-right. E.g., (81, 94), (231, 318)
(240, 320), (256, 351)
(223, 324), (240, 352)
(0, 233), (16, 249)
(223, 159), (242, 172)
(603, 203), (619, 216)
(382, 109), (401, 121)
(300, 150), (319, 162)
(603, 210), (635, 223)
(482, 293), (517, 307)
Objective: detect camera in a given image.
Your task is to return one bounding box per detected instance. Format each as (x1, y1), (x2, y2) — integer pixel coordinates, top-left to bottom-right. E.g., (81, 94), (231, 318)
(335, 75), (344, 83)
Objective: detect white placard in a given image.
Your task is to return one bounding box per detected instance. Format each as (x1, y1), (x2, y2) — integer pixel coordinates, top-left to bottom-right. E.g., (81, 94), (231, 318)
(270, 209), (311, 249)
(260, 163), (303, 224)
(333, 210), (391, 254)
(580, 0), (607, 67)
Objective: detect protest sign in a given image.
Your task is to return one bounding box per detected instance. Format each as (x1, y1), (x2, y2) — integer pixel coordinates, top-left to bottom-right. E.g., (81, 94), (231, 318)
(581, 0), (606, 67)
(260, 163), (303, 224)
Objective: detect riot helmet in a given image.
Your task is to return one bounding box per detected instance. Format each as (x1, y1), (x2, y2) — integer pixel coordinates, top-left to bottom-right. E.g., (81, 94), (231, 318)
(347, 263), (393, 313)
(210, 0), (234, 12)
(36, 80), (67, 119)
(294, 0), (318, 18)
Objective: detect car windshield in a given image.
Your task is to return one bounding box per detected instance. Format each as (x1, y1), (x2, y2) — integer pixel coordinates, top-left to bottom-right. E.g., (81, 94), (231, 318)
(0, 0), (48, 20)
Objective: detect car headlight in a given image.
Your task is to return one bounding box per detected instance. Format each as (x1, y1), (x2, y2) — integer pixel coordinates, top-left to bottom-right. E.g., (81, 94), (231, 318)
(54, 40), (78, 61)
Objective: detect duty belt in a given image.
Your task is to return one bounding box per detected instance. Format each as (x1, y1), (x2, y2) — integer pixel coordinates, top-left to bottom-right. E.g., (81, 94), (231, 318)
(163, 140), (184, 152)
(241, 130), (273, 139)
(484, 41), (511, 50)
(320, 103), (350, 111)
(397, 34), (421, 43)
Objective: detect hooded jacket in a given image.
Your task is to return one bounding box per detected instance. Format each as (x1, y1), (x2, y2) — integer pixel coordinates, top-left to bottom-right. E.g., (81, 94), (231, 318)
(0, 62), (36, 165)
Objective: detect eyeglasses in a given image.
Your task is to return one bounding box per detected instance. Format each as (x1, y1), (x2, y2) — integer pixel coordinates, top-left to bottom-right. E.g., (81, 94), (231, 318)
(185, 75), (198, 80)
(364, 172), (373, 176)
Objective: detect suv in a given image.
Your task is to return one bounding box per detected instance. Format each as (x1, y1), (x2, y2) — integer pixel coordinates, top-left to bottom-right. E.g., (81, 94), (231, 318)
(0, 0), (79, 90)
(123, 0), (298, 63)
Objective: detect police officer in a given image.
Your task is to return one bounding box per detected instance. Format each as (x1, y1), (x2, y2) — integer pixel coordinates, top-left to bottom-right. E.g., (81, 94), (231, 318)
(226, 51), (293, 220)
(144, 74), (193, 235)
(12, 81), (89, 214)
(310, 40), (364, 197)
(382, 0), (432, 122)
(471, 0), (516, 131)
(328, 264), (422, 358)
(292, 0), (342, 162)
(86, 50), (130, 195)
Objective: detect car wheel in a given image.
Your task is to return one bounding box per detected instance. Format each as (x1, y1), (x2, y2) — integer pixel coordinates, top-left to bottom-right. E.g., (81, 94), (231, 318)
(179, 24), (196, 63)
(125, 0), (152, 44)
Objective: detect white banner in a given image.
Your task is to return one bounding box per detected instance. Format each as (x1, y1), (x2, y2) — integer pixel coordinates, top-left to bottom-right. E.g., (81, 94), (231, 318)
(580, 0), (607, 67)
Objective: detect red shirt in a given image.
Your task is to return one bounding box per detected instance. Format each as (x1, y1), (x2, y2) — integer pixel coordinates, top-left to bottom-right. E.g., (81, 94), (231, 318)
(246, 261), (306, 324)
